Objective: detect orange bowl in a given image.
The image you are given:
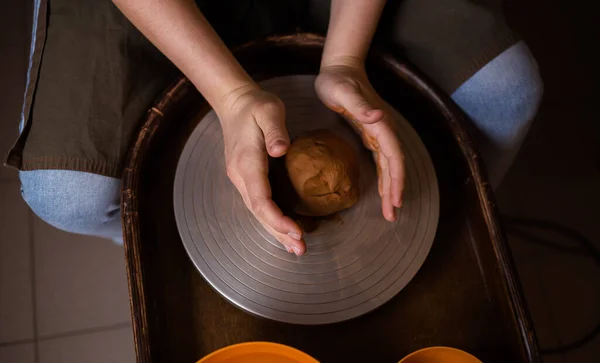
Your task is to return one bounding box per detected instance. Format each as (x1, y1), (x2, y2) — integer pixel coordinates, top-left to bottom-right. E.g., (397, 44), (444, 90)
(399, 346), (482, 363)
(197, 342), (319, 363)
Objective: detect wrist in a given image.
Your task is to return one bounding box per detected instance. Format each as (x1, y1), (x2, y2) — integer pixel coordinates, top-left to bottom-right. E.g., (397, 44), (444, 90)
(207, 81), (260, 119)
(320, 54), (365, 71)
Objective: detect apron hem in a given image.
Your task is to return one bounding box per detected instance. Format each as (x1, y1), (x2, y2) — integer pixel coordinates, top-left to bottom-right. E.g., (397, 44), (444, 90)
(443, 33), (518, 94)
(18, 157), (121, 179)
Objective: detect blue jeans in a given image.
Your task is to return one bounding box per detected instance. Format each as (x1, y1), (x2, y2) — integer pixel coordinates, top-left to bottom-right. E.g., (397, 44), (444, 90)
(19, 41), (543, 242)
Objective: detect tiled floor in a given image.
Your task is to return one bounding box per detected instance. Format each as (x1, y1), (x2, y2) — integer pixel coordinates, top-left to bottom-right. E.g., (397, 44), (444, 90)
(1, 1), (598, 363)
(0, 179), (134, 363)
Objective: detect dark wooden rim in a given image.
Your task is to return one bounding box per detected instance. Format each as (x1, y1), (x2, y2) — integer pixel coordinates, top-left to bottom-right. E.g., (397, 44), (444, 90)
(121, 33), (539, 362)
(373, 52), (540, 362)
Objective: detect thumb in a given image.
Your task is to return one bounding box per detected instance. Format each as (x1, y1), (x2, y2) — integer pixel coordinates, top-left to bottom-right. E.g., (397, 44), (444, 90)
(331, 82), (384, 124)
(253, 98), (290, 157)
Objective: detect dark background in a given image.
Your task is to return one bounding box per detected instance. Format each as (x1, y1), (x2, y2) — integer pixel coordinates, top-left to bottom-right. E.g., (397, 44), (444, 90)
(0, 0), (598, 362)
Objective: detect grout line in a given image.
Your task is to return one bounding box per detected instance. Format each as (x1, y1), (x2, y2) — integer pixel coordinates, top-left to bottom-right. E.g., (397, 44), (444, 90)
(37, 322), (132, 343)
(0, 339), (35, 348)
(28, 210), (40, 363)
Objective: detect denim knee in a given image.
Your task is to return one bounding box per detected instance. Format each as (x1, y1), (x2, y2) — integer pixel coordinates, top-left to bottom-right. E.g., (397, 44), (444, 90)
(19, 169), (122, 240)
(452, 41), (544, 186)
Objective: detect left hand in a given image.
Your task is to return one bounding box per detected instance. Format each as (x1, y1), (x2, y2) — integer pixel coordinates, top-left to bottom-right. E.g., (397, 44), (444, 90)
(315, 63), (405, 221)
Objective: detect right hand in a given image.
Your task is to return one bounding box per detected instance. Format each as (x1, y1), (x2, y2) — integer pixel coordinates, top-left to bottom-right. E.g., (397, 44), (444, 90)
(218, 86), (306, 256)
(315, 64), (405, 222)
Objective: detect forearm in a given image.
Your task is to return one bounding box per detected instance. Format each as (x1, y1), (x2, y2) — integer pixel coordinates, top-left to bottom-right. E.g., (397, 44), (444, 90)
(112, 0), (256, 114)
(321, 0), (387, 68)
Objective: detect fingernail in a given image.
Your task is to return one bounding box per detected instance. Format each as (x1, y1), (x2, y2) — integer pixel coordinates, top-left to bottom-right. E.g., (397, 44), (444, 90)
(284, 245), (293, 253)
(292, 246), (303, 256)
(366, 109), (379, 117)
(287, 232), (301, 240)
(271, 140), (287, 149)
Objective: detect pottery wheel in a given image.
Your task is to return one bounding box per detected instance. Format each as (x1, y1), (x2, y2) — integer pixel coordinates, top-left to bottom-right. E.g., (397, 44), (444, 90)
(174, 75), (439, 325)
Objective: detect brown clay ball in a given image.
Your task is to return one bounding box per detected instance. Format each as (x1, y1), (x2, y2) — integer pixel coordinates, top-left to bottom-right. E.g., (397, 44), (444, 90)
(285, 129), (360, 217)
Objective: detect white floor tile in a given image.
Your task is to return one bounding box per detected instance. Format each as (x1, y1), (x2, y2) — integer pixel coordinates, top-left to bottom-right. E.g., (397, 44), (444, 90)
(0, 342), (35, 363)
(34, 218), (131, 336)
(39, 326), (135, 363)
(0, 182), (34, 343)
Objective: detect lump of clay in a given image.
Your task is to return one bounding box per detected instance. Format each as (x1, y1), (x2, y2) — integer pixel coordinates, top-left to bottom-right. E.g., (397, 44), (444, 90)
(285, 129), (359, 217)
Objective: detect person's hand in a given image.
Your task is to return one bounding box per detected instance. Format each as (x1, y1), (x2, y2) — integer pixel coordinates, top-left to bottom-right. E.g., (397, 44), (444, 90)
(315, 62), (405, 221)
(219, 86), (305, 255)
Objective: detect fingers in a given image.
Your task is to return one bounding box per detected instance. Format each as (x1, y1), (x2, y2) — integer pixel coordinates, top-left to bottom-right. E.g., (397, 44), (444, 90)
(253, 97), (290, 157)
(375, 153), (397, 222)
(262, 223), (307, 256)
(249, 199), (306, 256)
(227, 149), (305, 255)
(378, 124), (405, 209)
(315, 69), (405, 222)
(366, 112), (405, 222)
(251, 200), (306, 256)
(330, 82), (385, 124)
(387, 154), (405, 208)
